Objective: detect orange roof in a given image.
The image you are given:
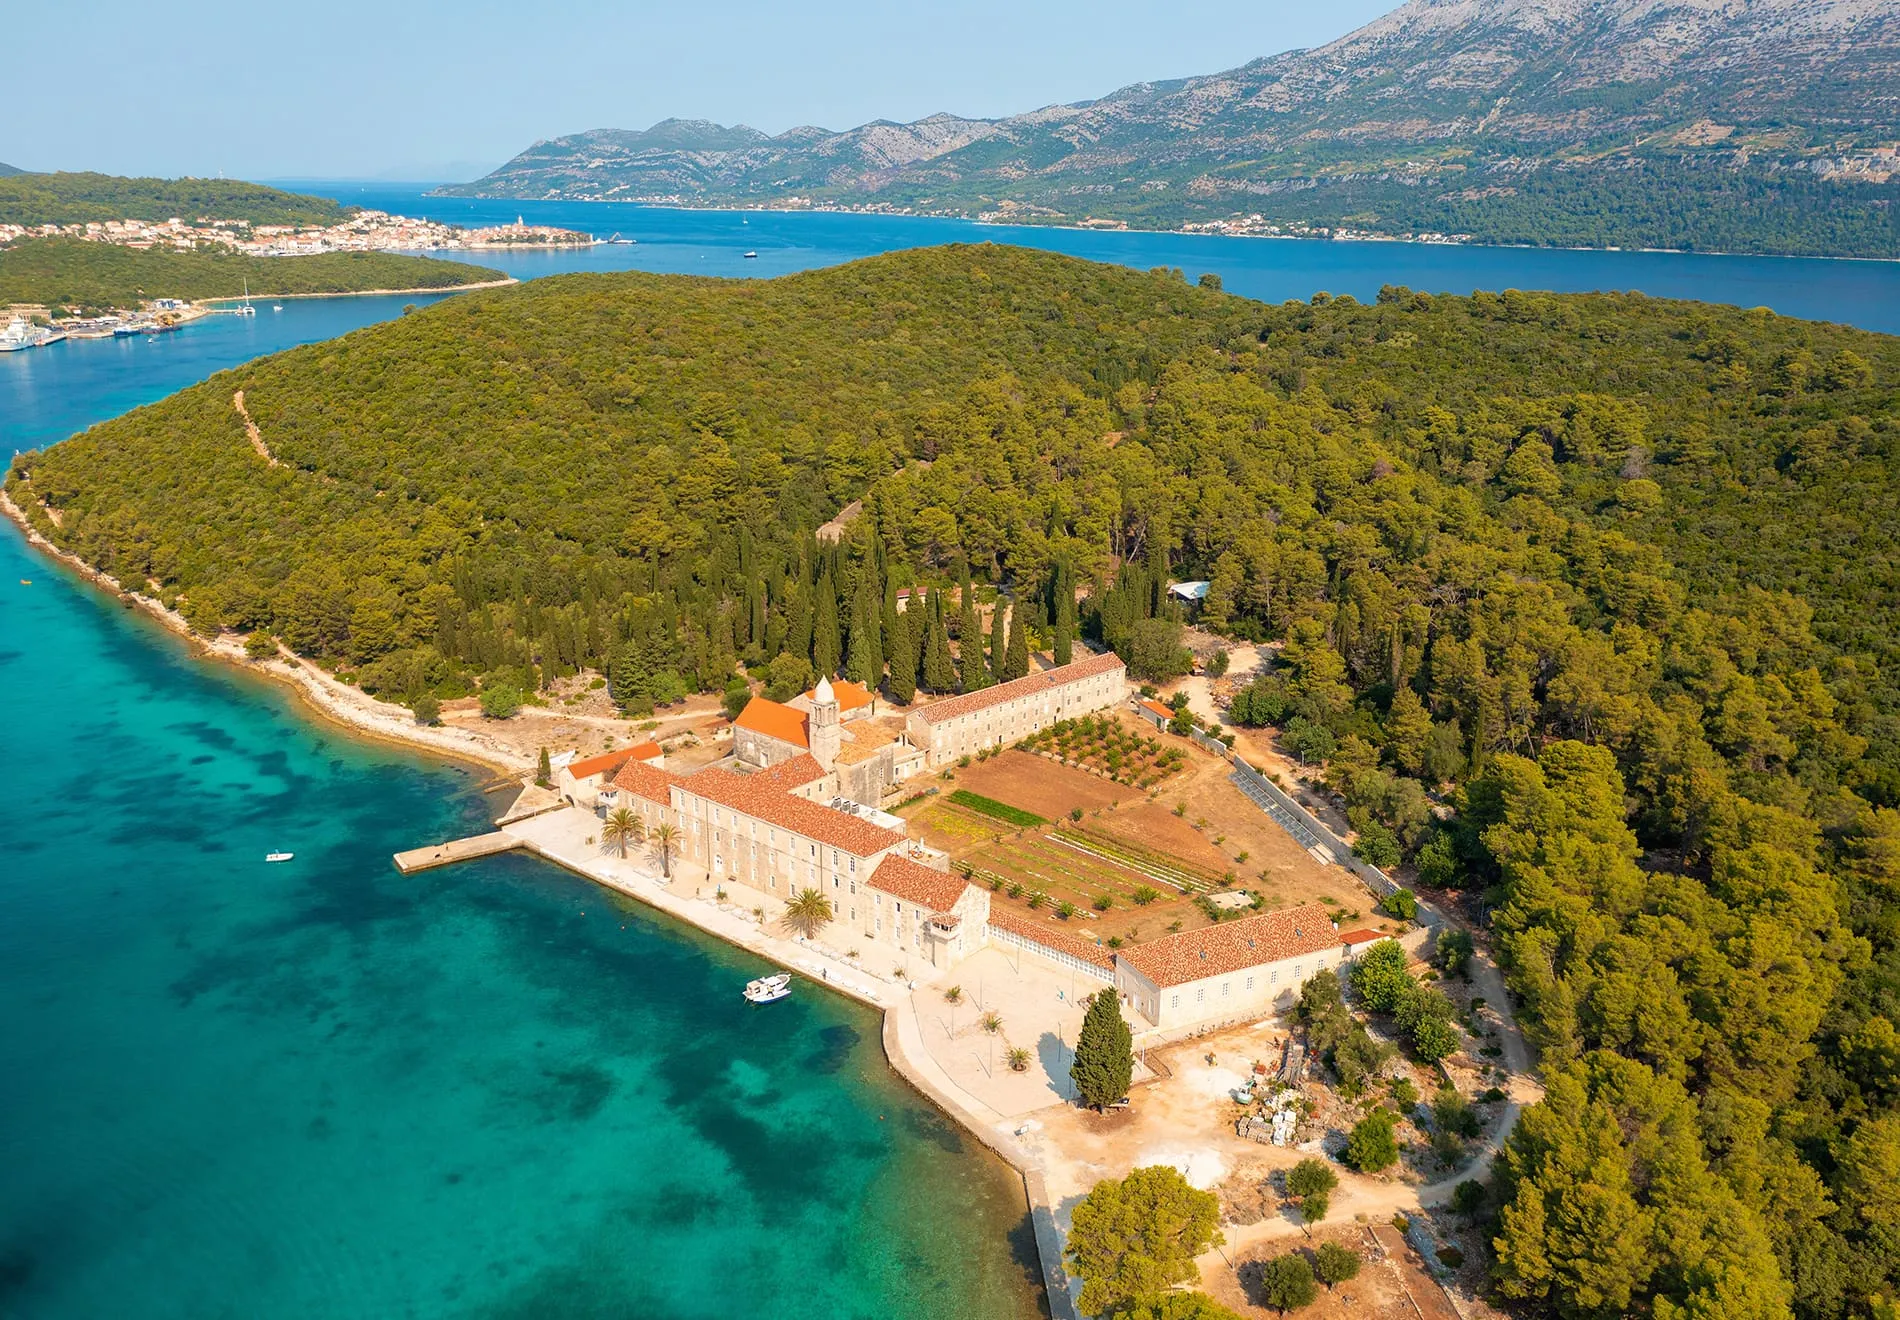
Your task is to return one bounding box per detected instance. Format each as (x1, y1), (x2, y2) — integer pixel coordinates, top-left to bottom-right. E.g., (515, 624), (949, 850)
(752, 754), (828, 791)
(1139, 698), (1174, 721)
(1119, 903), (1339, 988)
(567, 741), (661, 781)
(805, 679), (875, 712)
(679, 767), (902, 857)
(1338, 928), (1388, 946)
(913, 651), (1124, 726)
(609, 759), (685, 806)
(987, 909), (1117, 969)
(866, 855), (970, 913)
(733, 696), (808, 749)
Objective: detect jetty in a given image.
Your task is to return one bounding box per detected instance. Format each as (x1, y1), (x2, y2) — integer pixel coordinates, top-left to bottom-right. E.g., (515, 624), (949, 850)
(393, 831), (521, 874)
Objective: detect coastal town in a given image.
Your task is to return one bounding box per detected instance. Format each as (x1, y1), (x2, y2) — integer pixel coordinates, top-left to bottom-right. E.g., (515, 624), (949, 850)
(0, 208), (595, 257)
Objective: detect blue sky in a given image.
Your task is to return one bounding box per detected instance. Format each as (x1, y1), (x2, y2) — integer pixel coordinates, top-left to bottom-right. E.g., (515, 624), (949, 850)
(3, 0), (1393, 181)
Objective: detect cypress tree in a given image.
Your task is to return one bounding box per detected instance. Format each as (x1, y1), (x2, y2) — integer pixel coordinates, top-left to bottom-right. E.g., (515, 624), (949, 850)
(1004, 602), (1030, 681)
(1070, 990), (1134, 1108)
(923, 590), (956, 693)
(1053, 562), (1076, 666)
(887, 606), (917, 703)
(958, 581), (988, 693)
(989, 595), (1006, 683)
(813, 574), (841, 677)
(846, 591), (878, 687)
(536, 746), (552, 787)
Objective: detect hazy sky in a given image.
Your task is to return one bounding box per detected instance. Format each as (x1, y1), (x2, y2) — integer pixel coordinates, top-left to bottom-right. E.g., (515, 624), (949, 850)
(3, 0), (1393, 181)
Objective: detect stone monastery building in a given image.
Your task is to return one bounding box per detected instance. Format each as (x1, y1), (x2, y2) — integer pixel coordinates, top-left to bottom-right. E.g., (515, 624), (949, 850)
(592, 652), (1386, 1028)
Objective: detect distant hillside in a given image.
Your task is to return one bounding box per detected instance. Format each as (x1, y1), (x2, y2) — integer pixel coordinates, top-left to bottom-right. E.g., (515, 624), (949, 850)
(441, 0), (1900, 257)
(0, 172), (355, 227)
(0, 239), (501, 310)
(0, 161), (23, 178)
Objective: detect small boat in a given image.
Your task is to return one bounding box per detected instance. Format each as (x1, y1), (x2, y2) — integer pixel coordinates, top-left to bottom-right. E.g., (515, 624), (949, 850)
(272, 304), (283, 312)
(265, 851), (295, 863)
(743, 972), (791, 1004)
(742, 250), (758, 259)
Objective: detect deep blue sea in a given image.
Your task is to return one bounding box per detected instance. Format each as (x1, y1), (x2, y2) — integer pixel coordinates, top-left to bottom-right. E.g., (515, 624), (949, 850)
(2, 192), (1897, 1320)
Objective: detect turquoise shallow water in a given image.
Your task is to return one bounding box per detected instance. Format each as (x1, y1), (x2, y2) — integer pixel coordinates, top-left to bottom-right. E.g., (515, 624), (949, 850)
(0, 524), (1043, 1318)
(4, 196), (1896, 1319)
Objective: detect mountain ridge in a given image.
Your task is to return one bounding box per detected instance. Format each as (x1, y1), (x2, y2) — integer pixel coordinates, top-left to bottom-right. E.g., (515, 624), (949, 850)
(437, 0), (1900, 257)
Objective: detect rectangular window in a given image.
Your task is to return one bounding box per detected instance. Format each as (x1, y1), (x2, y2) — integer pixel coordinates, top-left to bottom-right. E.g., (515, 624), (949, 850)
(1196, 987), (1205, 1003)
(1170, 994), (1179, 1010)
(1271, 969), (1279, 983)
(1222, 982), (1230, 997)
(1245, 976), (1253, 991)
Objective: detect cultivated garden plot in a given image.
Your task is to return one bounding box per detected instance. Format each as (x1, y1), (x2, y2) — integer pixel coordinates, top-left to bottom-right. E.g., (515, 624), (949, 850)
(898, 741), (1389, 944)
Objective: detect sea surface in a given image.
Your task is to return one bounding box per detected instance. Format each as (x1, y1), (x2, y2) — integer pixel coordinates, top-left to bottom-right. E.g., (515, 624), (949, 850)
(4, 192), (1898, 1320)
(307, 182), (1900, 335)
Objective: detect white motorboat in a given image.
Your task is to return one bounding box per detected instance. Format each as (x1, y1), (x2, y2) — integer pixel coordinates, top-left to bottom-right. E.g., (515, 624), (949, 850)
(265, 851), (294, 863)
(742, 250), (758, 259)
(743, 972), (791, 1004)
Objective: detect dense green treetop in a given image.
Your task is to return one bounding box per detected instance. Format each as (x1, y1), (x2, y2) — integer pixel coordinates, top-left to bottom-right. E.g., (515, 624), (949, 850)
(0, 238), (502, 310)
(0, 172), (353, 227)
(11, 242), (1900, 1318)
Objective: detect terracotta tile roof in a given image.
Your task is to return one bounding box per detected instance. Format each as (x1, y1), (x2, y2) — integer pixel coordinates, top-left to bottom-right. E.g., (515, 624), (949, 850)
(567, 742), (661, 781)
(733, 696), (809, 749)
(751, 754), (827, 791)
(1338, 928), (1388, 946)
(866, 855), (970, 914)
(609, 758), (686, 806)
(1119, 903), (1340, 988)
(987, 909), (1117, 969)
(804, 679), (875, 713)
(912, 651), (1125, 727)
(1139, 698), (1175, 721)
(680, 767), (902, 857)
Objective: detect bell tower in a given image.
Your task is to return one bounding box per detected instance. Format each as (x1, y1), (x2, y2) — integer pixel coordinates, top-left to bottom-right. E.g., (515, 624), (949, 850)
(809, 675), (842, 770)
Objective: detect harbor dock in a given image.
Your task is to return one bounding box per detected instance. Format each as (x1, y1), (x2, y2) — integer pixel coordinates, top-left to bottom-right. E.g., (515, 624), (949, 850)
(392, 831), (522, 874)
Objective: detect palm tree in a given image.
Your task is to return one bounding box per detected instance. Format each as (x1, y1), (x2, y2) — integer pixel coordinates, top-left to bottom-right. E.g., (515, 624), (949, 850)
(647, 821), (680, 879)
(980, 1011), (1003, 1034)
(600, 807), (643, 858)
(781, 887), (834, 939)
(1006, 1047), (1031, 1072)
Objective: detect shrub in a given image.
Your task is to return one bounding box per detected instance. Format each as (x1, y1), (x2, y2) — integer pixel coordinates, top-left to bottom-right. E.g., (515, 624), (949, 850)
(1450, 1179), (1487, 1217)
(1007, 882), (1024, 899)
(1132, 886), (1160, 906)
(478, 680), (523, 719)
(1056, 900), (1077, 920)
(1092, 893), (1113, 911)
(1345, 1110), (1400, 1172)
(1381, 887), (1420, 920)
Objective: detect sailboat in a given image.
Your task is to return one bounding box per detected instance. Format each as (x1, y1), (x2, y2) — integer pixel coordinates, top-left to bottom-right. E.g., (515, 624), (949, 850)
(235, 281), (256, 317)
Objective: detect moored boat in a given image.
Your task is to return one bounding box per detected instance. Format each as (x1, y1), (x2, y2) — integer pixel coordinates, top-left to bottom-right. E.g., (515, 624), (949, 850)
(743, 972), (791, 1004)
(265, 851), (294, 863)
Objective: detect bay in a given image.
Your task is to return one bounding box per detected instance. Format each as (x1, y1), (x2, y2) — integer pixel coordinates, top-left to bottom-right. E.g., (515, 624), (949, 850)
(4, 186), (1897, 1320)
(0, 518), (1043, 1319)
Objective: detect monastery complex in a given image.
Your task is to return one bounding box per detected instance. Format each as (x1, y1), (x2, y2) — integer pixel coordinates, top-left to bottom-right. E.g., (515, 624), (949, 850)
(551, 651), (1378, 1034)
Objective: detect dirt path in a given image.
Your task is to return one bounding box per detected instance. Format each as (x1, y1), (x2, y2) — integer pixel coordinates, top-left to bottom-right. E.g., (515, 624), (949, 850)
(1202, 934), (1538, 1266)
(232, 390), (279, 467)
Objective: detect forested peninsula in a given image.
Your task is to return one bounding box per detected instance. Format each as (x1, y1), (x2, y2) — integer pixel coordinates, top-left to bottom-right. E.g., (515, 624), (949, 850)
(11, 246), (1900, 1318)
(0, 238), (504, 311)
(0, 171), (353, 227)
